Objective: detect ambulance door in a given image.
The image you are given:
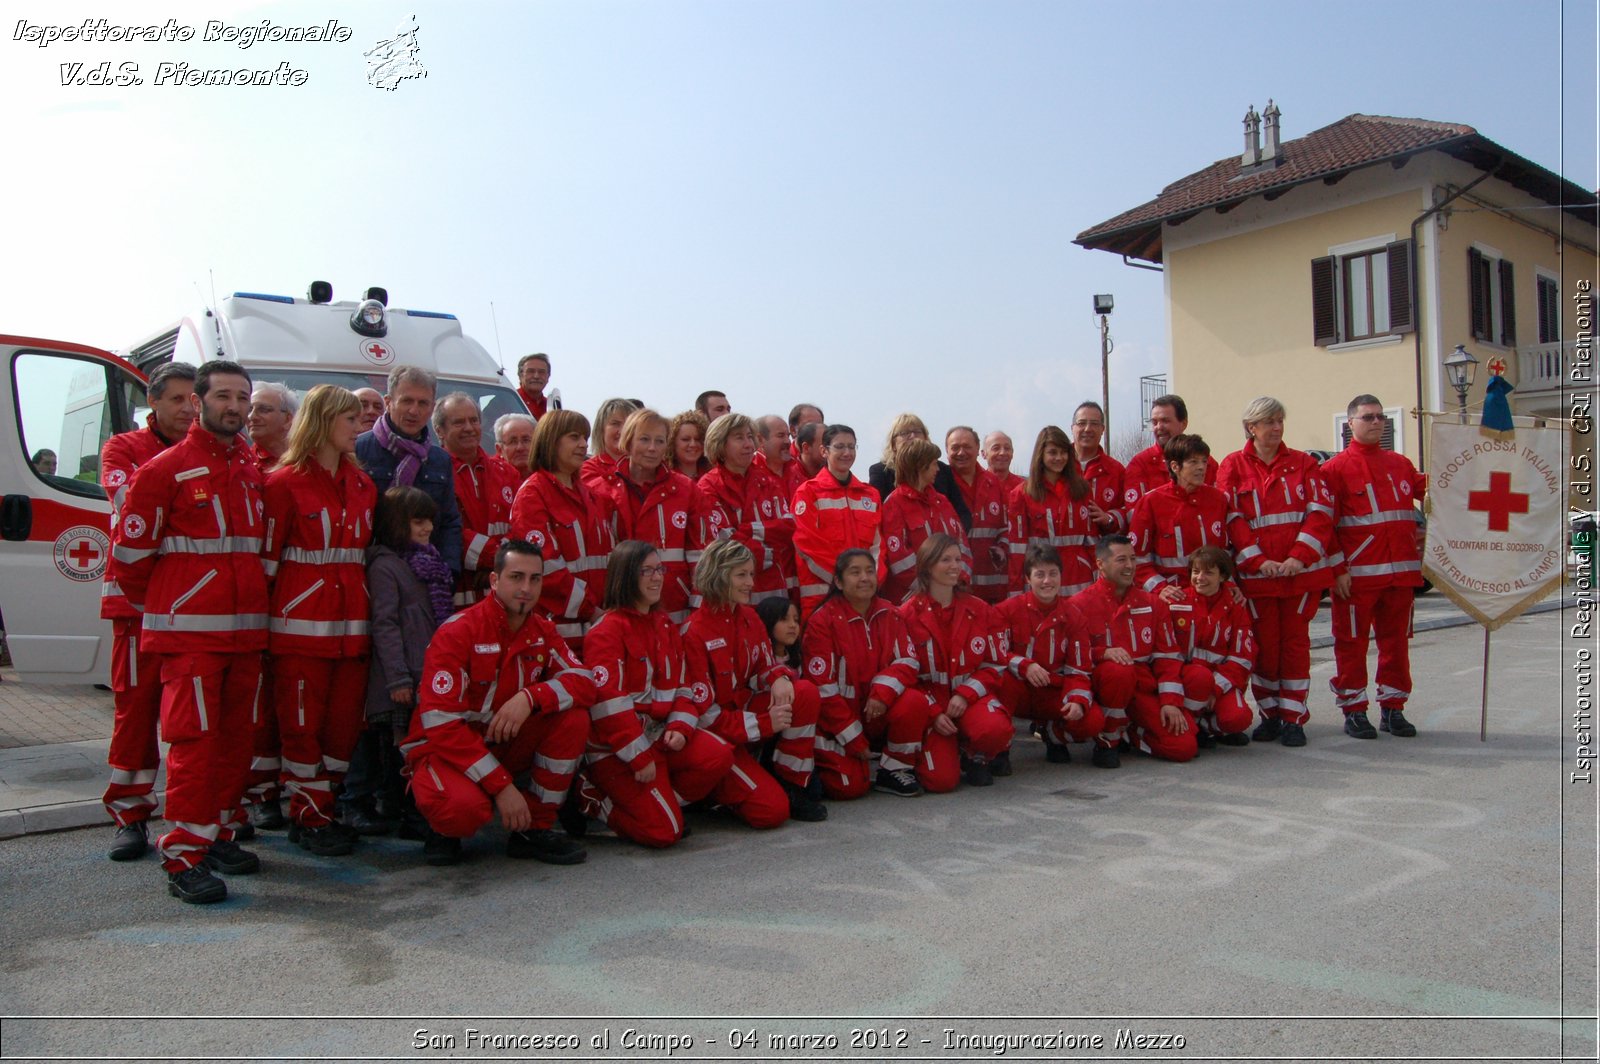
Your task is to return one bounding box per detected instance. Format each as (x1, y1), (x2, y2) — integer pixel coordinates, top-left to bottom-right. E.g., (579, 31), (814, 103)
(0, 337), (146, 683)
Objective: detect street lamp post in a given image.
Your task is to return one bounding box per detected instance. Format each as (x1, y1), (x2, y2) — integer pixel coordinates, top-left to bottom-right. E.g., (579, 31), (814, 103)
(1094, 294), (1114, 443)
(1443, 343), (1479, 417)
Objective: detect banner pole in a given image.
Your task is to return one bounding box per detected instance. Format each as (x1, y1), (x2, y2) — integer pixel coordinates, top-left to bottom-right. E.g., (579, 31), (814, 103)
(1479, 627), (1491, 742)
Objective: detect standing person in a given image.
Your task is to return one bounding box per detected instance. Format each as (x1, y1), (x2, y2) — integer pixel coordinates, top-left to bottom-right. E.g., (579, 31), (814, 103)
(1122, 394), (1218, 508)
(684, 539), (826, 822)
(898, 534), (1014, 789)
(1321, 394), (1427, 740)
(510, 408), (616, 656)
(995, 545), (1103, 765)
(493, 413), (537, 483)
(942, 425), (1010, 604)
(792, 422), (827, 490)
(436, 393), (519, 608)
(669, 410), (711, 480)
(1070, 535), (1193, 768)
(580, 398), (639, 492)
(514, 353), (554, 421)
(598, 408), (708, 625)
(695, 390), (731, 421)
(353, 388), (385, 433)
(246, 382), (297, 471)
(97, 361), (197, 862)
(982, 431), (1024, 496)
(1070, 402), (1128, 534)
(1216, 398), (1338, 746)
(868, 413), (930, 498)
(698, 413), (795, 609)
(791, 424), (882, 618)
(803, 550), (931, 799)
(570, 542), (741, 848)
(1128, 434), (1265, 601)
(262, 385), (376, 857)
(355, 365), (463, 573)
(1170, 546), (1256, 747)
(109, 359), (267, 904)
(756, 414), (807, 501)
(1008, 426), (1097, 596)
(403, 540), (595, 866)
(878, 438), (969, 604)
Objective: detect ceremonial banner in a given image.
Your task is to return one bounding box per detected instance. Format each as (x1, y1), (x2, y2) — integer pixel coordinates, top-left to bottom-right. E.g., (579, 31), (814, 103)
(1424, 415), (1566, 630)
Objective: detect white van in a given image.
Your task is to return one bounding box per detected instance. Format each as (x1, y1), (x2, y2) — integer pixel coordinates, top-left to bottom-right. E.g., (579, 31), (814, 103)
(1, 284), (517, 683)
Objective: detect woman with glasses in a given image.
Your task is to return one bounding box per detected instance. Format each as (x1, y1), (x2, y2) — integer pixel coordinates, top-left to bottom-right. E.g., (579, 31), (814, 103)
(792, 424), (882, 619)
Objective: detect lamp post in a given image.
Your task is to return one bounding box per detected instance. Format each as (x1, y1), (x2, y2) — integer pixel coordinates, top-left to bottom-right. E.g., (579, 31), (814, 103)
(1094, 294), (1114, 443)
(1443, 343), (1479, 417)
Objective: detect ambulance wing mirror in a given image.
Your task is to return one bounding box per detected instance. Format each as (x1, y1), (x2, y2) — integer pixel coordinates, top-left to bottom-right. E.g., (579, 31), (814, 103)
(350, 298), (388, 338)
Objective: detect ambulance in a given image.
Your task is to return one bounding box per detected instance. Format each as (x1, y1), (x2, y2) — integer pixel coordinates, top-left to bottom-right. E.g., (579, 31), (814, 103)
(1, 282), (520, 683)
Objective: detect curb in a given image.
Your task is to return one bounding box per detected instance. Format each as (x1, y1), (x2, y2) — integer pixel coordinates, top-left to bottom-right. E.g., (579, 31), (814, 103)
(0, 799), (107, 841)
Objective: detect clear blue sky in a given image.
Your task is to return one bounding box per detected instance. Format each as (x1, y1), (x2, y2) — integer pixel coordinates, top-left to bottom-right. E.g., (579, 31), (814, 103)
(3, 0), (1594, 468)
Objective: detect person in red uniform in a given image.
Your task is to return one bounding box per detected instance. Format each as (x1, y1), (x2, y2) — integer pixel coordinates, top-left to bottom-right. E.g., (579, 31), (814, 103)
(1070, 402), (1128, 534)
(597, 408), (710, 625)
(995, 544), (1103, 765)
(791, 422), (827, 492)
(109, 359), (268, 904)
(514, 353), (554, 421)
(683, 539), (826, 822)
(756, 415), (807, 502)
(509, 409), (616, 657)
(246, 381), (296, 472)
(943, 426), (1010, 604)
(1008, 425), (1097, 597)
(802, 549), (931, 798)
(1070, 535), (1193, 768)
(262, 385), (377, 856)
(402, 539), (594, 866)
(792, 424), (882, 618)
(698, 413), (796, 610)
(98, 361), (196, 862)
(1169, 546), (1256, 747)
(1129, 433), (1266, 600)
(1122, 394), (1218, 509)
(668, 410), (711, 481)
(1216, 397), (1339, 747)
(982, 431), (1024, 497)
(436, 393), (520, 608)
(579, 398), (638, 492)
(1321, 393), (1427, 740)
(492, 412), (537, 484)
(898, 534), (1014, 790)
(568, 541), (739, 846)
(879, 438), (970, 604)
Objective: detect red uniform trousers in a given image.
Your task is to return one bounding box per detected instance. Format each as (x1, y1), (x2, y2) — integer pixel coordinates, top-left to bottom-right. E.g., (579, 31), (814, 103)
(410, 707), (588, 838)
(1093, 661), (1197, 763)
(814, 688), (933, 800)
(244, 671), (280, 807)
(1246, 592), (1321, 725)
(156, 651), (263, 873)
(919, 695), (1013, 793)
(997, 675), (1106, 746)
(582, 730), (739, 846)
(731, 683), (821, 788)
(102, 619), (163, 826)
(1329, 585), (1414, 714)
(1179, 664), (1253, 736)
(273, 654), (370, 827)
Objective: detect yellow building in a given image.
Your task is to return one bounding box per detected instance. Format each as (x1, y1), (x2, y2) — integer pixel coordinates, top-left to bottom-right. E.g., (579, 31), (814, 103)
(1075, 107), (1597, 468)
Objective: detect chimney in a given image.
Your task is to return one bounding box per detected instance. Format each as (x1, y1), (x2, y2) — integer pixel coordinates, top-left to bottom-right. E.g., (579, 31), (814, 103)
(1262, 99), (1282, 163)
(1241, 104), (1261, 168)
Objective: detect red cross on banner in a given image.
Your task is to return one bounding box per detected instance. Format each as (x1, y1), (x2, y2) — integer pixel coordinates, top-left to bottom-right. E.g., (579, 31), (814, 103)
(1466, 471), (1530, 533)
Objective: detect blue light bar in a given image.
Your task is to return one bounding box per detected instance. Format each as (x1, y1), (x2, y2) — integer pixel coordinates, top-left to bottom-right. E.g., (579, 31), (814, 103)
(405, 309), (458, 320)
(232, 291), (295, 304)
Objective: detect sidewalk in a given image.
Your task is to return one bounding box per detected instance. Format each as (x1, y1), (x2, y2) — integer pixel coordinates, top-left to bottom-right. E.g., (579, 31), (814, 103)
(0, 591), (1580, 840)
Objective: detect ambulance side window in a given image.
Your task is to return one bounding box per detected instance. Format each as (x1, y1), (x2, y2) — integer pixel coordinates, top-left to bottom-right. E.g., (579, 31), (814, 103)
(11, 351), (135, 500)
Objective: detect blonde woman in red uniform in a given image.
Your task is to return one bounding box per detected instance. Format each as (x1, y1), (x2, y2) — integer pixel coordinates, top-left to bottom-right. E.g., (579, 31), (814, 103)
(698, 413), (795, 609)
(579, 397), (638, 492)
(668, 410), (711, 480)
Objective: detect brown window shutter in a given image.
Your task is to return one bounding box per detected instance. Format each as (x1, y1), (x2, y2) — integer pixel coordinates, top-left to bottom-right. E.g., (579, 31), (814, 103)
(1386, 239), (1415, 334)
(1468, 248), (1488, 341)
(1498, 258), (1516, 346)
(1311, 256), (1337, 346)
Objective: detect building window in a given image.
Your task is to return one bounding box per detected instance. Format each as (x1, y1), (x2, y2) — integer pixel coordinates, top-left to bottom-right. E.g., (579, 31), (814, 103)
(1468, 246), (1516, 347)
(1311, 239), (1414, 347)
(1537, 273), (1561, 343)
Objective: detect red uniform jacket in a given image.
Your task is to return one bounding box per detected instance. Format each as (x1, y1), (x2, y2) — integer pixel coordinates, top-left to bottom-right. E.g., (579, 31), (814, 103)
(1216, 444), (1339, 597)
(897, 592), (1008, 706)
(99, 417), (178, 620)
(1069, 579), (1184, 708)
(109, 422), (269, 655)
(994, 590), (1093, 709)
(509, 470), (616, 648)
(579, 452), (620, 495)
(878, 483), (970, 605)
(792, 470), (882, 615)
(682, 603), (796, 745)
(1076, 450), (1129, 532)
(1167, 586), (1256, 695)
(582, 606), (702, 771)
(599, 461), (711, 623)
(403, 594), (597, 796)
(801, 595), (921, 719)
(516, 388), (549, 420)
(1007, 479), (1098, 596)
(754, 451), (807, 507)
(1122, 443), (1218, 509)
(249, 442), (283, 474)
(1128, 483), (1263, 594)
(699, 463), (797, 605)
(452, 449), (521, 605)
(1320, 440), (1427, 591)
(262, 459), (376, 658)
(946, 467), (1010, 603)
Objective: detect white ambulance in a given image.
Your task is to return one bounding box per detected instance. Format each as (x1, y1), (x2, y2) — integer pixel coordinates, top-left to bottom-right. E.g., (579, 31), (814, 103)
(1, 283), (520, 683)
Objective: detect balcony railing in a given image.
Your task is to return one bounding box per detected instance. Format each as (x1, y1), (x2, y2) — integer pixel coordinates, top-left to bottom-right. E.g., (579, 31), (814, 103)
(1516, 340), (1581, 395)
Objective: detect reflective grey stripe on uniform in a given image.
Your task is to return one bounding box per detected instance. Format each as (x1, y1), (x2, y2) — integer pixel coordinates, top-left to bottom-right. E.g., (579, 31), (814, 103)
(112, 545), (156, 564)
(591, 696), (632, 720)
(465, 753), (501, 783)
(616, 735), (652, 763)
(968, 526), (1001, 539)
(1349, 560), (1421, 577)
(144, 613), (267, 633)
(656, 548), (687, 562)
(159, 535), (264, 555)
(269, 618), (370, 638)
(464, 534), (490, 570)
(873, 672), (907, 696)
(1157, 682), (1185, 696)
(1337, 510), (1419, 527)
(487, 521), (510, 535)
(971, 573), (1008, 585)
(888, 554), (917, 575)
(1249, 512), (1302, 529)
(281, 547), (365, 565)
(1295, 531), (1325, 555)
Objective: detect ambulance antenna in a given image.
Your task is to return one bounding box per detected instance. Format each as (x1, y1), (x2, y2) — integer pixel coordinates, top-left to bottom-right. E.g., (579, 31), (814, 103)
(488, 300), (506, 366)
(208, 268), (218, 311)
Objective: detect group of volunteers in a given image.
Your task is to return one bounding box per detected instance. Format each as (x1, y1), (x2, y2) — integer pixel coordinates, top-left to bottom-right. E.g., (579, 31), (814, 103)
(95, 350), (1427, 904)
